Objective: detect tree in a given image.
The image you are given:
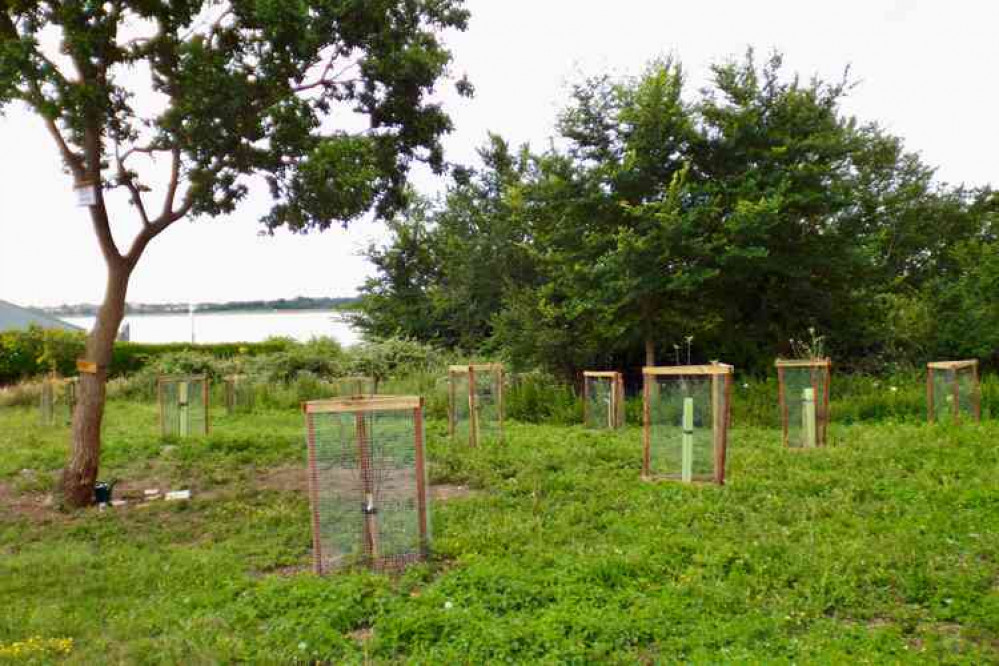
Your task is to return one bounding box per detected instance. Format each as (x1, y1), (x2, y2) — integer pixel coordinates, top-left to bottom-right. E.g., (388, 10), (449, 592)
(1, 1), (469, 507)
(356, 134), (536, 350)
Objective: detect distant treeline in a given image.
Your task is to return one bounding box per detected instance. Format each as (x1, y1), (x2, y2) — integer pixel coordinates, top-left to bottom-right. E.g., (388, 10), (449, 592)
(46, 296), (360, 316)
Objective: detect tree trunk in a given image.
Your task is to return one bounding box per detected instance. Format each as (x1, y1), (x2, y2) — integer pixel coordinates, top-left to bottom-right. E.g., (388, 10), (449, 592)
(61, 265), (130, 507)
(645, 337), (655, 367)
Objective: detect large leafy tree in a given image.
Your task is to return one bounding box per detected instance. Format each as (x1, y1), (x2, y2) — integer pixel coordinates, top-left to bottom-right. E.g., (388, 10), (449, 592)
(0, 0), (468, 506)
(358, 51), (996, 377)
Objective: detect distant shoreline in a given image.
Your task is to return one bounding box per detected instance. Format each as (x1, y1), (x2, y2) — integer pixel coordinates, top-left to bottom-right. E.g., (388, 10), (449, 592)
(62, 308), (355, 319)
(46, 296), (359, 317)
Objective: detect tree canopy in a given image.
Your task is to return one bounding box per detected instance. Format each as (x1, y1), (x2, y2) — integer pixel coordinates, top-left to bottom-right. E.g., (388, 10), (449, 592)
(356, 51), (998, 376)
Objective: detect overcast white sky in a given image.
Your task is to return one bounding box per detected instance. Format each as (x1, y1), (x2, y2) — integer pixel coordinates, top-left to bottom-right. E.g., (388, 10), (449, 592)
(1, 0), (996, 308)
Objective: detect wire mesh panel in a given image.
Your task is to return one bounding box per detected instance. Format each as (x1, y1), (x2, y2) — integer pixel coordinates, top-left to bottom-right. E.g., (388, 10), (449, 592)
(776, 359), (831, 448)
(448, 364), (505, 446)
(39, 377), (76, 427)
(330, 376), (377, 398)
(224, 375), (256, 415)
(304, 396), (430, 574)
(158, 375), (210, 437)
(583, 371), (625, 429)
(927, 360), (981, 424)
(643, 364), (733, 485)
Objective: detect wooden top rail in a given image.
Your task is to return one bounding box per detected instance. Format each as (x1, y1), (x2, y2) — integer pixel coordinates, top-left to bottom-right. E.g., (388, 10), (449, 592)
(448, 364), (504, 373)
(927, 360), (978, 370)
(583, 371), (621, 378)
(157, 374), (210, 383)
(303, 395), (421, 414)
(775, 358), (832, 368)
(643, 364), (734, 376)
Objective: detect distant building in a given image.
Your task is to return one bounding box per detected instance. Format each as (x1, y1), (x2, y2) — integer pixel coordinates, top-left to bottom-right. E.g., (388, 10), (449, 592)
(0, 299), (83, 333)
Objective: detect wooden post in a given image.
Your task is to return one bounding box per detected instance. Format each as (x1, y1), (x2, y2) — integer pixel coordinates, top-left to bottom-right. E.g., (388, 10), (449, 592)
(468, 366), (478, 448)
(811, 369), (821, 447)
(413, 401), (429, 556)
(497, 366), (505, 443)
(203, 376), (211, 435)
(447, 369), (456, 438)
(951, 370), (960, 425)
(607, 378), (615, 429)
(971, 363), (981, 423)
(582, 373), (590, 427)
(681, 396), (694, 482)
(616, 374), (625, 428)
(356, 412), (379, 564)
(158, 377), (165, 437)
(822, 364), (831, 446)
(777, 366), (788, 447)
(717, 373), (731, 485)
(642, 373), (651, 477)
(305, 411), (324, 574)
(178, 380), (189, 438)
(926, 368), (935, 424)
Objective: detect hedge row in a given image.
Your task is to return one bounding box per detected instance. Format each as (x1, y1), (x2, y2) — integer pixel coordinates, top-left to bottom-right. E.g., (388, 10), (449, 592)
(0, 326), (293, 385)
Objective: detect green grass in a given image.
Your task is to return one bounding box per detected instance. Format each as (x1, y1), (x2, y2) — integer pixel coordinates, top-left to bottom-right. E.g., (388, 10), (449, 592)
(1, 400), (998, 663)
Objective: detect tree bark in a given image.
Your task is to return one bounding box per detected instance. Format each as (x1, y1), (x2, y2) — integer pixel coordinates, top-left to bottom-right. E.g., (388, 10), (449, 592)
(645, 337), (655, 367)
(61, 264), (131, 507)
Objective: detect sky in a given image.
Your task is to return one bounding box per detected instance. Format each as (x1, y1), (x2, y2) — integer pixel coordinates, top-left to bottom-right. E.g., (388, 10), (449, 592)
(1, 0), (996, 308)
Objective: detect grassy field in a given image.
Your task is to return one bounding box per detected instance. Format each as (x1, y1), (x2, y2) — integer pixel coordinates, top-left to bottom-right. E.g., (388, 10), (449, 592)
(1, 400), (998, 664)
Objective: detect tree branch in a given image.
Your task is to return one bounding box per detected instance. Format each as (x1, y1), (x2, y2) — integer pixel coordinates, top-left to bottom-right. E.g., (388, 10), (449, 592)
(161, 147), (181, 221)
(114, 143), (151, 227)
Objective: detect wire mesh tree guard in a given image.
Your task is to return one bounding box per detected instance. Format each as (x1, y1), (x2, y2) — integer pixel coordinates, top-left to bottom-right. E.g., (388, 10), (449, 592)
(223, 375), (255, 415)
(926, 360), (981, 424)
(304, 395), (430, 574)
(330, 376), (377, 398)
(39, 376), (77, 427)
(158, 375), (211, 438)
(643, 364), (733, 485)
(583, 371), (625, 429)
(775, 359), (831, 449)
(448, 364), (505, 446)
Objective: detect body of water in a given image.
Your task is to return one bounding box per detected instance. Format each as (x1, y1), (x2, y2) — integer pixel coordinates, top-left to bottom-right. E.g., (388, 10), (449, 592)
(64, 310), (362, 346)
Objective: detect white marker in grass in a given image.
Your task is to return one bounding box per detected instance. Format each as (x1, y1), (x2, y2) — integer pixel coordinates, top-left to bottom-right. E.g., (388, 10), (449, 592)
(682, 397), (694, 482)
(179, 381), (190, 437)
(802, 387), (816, 448)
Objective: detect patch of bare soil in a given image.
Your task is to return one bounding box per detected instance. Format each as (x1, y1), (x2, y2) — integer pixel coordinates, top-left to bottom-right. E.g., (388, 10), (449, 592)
(432, 484), (475, 501)
(258, 466), (308, 493)
(0, 480), (62, 522)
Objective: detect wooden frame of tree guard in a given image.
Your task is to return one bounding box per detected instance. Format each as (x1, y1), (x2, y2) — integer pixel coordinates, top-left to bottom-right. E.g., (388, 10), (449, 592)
(926, 360), (981, 424)
(775, 358), (831, 449)
(642, 364), (733, 485)
(223, 375), (255, 414)
(583, 371), (625, 429)
(157, 374), (211, 437)
(39, 375), (77, 427)
(304, 395), (430, 574)
(448, 364), (505, 447)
